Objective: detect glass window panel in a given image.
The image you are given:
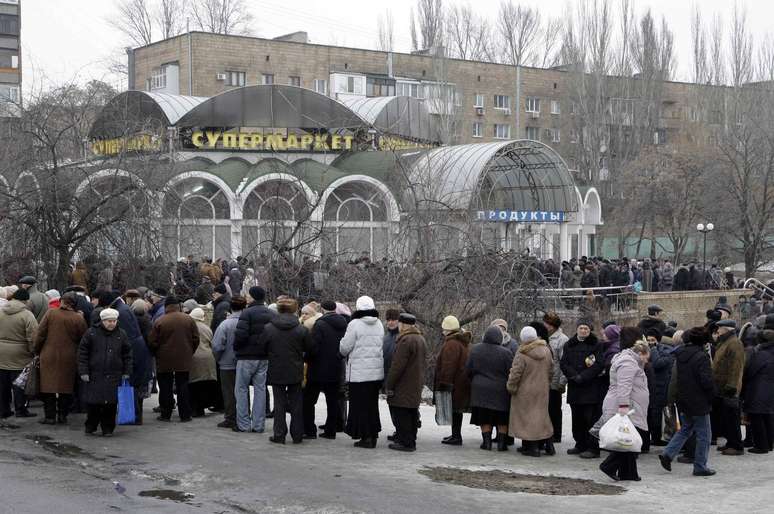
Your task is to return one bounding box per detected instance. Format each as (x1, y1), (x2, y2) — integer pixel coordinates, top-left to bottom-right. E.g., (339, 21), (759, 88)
(214, 225), (231, 260)
(179, 224), (212, 258)
(180, 196), (214, 219)
(372, 228), (388, 261)
(338, 227), (370, 260)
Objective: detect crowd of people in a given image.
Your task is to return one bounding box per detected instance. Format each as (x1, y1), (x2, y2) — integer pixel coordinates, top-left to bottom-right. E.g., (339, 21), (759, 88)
(1, 267), (774, 483)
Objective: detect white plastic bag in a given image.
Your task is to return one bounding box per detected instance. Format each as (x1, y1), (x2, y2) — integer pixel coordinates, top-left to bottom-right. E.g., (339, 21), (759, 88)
(599, 412), (642, 452)
(434, 390), (452, 426)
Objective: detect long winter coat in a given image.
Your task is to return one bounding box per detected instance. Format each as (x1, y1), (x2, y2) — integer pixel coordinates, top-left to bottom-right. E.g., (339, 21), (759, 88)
(742, 331), (774, 414)
(672, 343), (715, 416)
(190, 321), (216, 383)
(602, 349), (650, 431)
(148, 311), (200, 373)
(307, 313), (348, 384)
(559, 333), (605, 405)
(548, 328), (569, 392)
(112, 298), (151, 389)
(434, 330), (472, 411)
(713, 332), (745, 398)
(506, 339), (554, 440)
(385, 326), (427, 409)
(78, 325), (132, 405)
(259, 313), (314, 385)
(33, 306), (88, 394)
(0, 299), (38, 371)
(466, 328), (513, 412)
(339, 310), (385, 383)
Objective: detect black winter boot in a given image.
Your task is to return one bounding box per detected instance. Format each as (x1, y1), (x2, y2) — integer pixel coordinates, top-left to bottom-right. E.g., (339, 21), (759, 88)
(496, 433), (509, 452)
(480, 431), (492, 450)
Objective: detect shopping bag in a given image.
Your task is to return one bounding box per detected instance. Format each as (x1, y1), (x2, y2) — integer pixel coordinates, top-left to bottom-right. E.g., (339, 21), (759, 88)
(599, 412), (642, 452)
(13, 364), (31, 389)
(24, 357), (40, 399)
(116, 379), (136, 425)
(434, 390), (452, 426)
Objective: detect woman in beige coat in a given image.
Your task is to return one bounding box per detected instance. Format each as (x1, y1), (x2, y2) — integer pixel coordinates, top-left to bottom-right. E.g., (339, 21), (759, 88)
(188, 308), (218, 417)
(506, 326), (554, 457)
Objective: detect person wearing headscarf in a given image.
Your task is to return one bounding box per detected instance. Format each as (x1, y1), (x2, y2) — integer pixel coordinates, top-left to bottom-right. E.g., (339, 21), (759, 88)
(434, 315), (472, 446)
(188, 308), (218, 418)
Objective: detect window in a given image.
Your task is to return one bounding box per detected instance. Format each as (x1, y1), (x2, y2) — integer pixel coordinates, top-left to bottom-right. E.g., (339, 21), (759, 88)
(397, 82), (421, 98)
(314, 79), (328, 95)
(262, 73), (274, 85)
(525, 97), (540, 113)
(494, 95), (510, 110)
(474, 94), (485, 108)
(570, 102), (576, 115)
(366, 77), (395, 97)
(550, 128), (561, 143)
(424, 83), (458, 104)
(0, 84), (19, 103)
(569, 129), (578, 144)
(494, 124), (511, 139)
(0, 49), (17, 68)
(472, 122), (483, 138)
(149, 66), (166, 90)
(288, 76), (301, 87)
(0, 14), (18, 36)
(226, 71), (245, 87)
(525, 126), (540, 140)
(550, 100), (561, 115)
(654, 129), (667, 145)
(336, 75), (363, 94)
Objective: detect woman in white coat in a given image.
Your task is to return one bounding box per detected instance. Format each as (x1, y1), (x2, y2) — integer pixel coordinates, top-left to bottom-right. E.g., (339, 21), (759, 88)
(339, 296), (384, 448)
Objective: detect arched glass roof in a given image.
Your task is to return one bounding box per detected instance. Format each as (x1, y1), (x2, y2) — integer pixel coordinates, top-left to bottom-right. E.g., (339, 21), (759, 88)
(175, 85), (368, 130)
(339, 95), (435, 142)
(89, 91), (207, 139)
(408, 140), (578, 213)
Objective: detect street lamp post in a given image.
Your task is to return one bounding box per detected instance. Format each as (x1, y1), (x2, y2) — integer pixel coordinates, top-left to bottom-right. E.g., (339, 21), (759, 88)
(697, 222), (715, 289)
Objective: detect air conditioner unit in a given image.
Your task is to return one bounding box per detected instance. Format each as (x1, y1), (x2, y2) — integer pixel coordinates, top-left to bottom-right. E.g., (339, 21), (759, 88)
(530, 111), (540, 119)
(475, 107), (485, 115)
(216, 73), (227, 81)
(502, 108), (511, 115)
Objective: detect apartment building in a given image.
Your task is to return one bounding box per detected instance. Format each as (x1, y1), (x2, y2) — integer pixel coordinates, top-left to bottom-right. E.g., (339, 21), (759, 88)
(0, 0), (19, 117)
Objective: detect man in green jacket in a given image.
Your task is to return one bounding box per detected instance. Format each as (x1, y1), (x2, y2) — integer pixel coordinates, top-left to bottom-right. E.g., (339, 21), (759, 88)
(0, 288), (38, 418)
(18, 276), (48, 323)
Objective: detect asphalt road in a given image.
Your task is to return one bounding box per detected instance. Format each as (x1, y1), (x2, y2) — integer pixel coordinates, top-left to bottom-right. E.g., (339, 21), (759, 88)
(2, 394), (773, 513)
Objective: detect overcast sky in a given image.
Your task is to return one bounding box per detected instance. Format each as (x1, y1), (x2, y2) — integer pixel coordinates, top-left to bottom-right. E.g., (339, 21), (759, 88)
(20, 0), (774, 92)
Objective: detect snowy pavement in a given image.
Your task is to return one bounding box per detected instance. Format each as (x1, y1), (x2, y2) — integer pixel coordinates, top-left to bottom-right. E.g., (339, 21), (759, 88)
(1, 393), (773, 513)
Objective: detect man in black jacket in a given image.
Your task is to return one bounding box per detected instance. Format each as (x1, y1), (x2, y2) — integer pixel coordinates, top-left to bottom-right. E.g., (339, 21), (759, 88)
(232, 286), (274, 433)
(259, 297), (314, 444)
(559, 319), (604, 458)
(210, 283), (231, 333)
(303, 301), (347, 439)
(659, 327), (716, 476)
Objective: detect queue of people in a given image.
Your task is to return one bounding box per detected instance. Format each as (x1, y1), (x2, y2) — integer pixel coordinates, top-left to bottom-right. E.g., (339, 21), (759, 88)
(3, 272), (774, 483)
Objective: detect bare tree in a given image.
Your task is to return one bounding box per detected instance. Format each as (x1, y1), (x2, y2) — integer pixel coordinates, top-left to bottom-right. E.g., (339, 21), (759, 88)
(376, 9), (395, 52)
(445, 4), (493, 61)
(410, 0), (445, 52)
(690, 3), (708, 84)
(156, 0), (183, 40)
(728, 2), (753, 88)
(497, 1), (541, 66)
(110, 0), (154, 47)
(709, 13), (725, 85)
(537, 16), (563, 68)
(189, 0), (254, 35)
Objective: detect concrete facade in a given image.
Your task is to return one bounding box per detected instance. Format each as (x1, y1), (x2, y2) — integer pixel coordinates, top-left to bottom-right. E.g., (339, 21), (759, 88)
(0, 0), (19, 118)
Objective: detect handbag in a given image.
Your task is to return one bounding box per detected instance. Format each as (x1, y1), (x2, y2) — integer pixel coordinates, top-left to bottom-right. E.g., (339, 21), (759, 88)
(24, 357), (40, 399)
(434, 390), (453, 426)
(13, 364), (31, 389)
(116, 379), (136, 425)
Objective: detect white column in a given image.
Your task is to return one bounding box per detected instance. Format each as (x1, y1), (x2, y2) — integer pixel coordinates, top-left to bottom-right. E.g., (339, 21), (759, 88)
(560, 223), (569, 261)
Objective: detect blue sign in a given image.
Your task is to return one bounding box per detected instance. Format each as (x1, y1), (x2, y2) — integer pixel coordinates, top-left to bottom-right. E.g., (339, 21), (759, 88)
(475, 210), (565, 223)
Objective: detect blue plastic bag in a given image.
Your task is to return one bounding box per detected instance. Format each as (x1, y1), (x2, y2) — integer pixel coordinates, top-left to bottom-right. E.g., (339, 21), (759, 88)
(117, 379), (136, 425)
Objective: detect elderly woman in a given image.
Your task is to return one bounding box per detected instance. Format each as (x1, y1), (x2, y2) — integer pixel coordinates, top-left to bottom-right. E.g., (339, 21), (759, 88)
(434, 315), (472, 446)
(188, 307), (218, 418)
(506, 327), (554, 457)
(78, 308), (132, 436)
(466, 326), (514, 451)
(0, 288), (38, 418)
(599, 339), (650, 481)
(340, 296), (384, 449)
(34, 292), (88, 424)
